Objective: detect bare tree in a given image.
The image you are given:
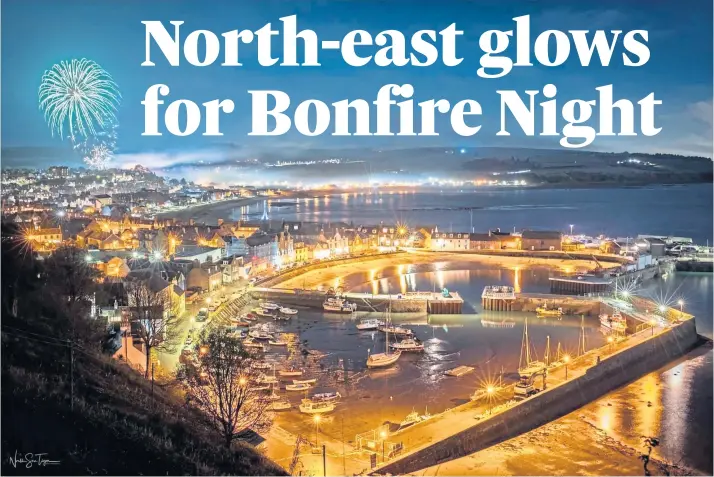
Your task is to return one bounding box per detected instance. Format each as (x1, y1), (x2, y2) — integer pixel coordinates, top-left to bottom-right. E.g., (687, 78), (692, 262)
(177, 328), (273, 448)
(126, 279), (180, 378)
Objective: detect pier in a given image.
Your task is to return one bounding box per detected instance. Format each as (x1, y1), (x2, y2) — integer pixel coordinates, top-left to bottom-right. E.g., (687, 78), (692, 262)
(372, 313), (700, 475)
(549, 261), (673, 295)
(250, 288), (463, 314)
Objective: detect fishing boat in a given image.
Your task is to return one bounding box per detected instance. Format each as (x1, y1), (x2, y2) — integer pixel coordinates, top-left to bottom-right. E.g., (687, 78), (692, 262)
(536, 305), (563, 317)
(323, 297), (358, 313)
(399, 407), (432, 428)
(367, 301), (402, 368)
(600, 310), (627, 333)
(245, 313), (258, 321)
(249, 330), (273, 340)
(285, 382), (312, 392)
(293, 378), (317, 385)
(378, 324), (413, 336)
(279, 307), (298, 316)
(356, 319), (384, 331)
(299, 399), (336, 414)
(251, 361), (272, 370)
(271, 400), (292, 411)
(260, 302), (279, 311)
(268, 339), (288, 346)
(312, 391), (341, 402)
(278, 369), (303, 377)
(255, 308), (276, 318)
(231, 319), (251, 327)
(390, 338), (424, 352)
(256, 374), (279, 385)
(248, 384), (271, 392)
(242, 339), (265, 351)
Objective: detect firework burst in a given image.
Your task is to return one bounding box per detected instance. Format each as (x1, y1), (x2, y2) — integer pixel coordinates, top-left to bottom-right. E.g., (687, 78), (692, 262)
(83, 144), (113, 170)
(38, 58), (121, 142)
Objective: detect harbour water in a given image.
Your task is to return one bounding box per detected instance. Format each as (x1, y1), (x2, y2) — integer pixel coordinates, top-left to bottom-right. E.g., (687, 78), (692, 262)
(237, 184), (712, 474)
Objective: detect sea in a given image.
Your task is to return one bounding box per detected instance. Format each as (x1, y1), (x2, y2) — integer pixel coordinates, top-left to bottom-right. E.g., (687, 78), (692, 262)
(229, 184), (712, 474)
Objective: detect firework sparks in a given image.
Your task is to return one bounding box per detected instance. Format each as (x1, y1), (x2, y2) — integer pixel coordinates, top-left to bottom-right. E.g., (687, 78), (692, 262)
(38, 58), (121, 142)
(83, 144), (113, 170)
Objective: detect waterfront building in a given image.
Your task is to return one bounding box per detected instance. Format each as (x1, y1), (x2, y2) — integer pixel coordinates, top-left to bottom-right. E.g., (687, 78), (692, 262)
(186, 263), (223, 293)
(431, 231), (471, 251)
(24, 225), (63, 251)
(219, 255), (245, 283)
(294, 241), (309, 264)
(520, 230), (562, 251)
(275, 231), (295, 268)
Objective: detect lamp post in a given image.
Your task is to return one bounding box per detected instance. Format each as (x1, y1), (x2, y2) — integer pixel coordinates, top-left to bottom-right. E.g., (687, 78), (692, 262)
(380, 430), (387, 462)
(678, 299), (684, 314)
(607, 335), (613, 352)
(569, 224), (574, 236)
(650, 319), (656, 336)
(314, 415), (321, 447)
(487, 385), (495, 414)
(563, 355), (570, 380)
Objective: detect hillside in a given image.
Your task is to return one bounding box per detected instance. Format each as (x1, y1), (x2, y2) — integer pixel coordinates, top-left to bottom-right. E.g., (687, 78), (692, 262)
(1, 313), (287, 476)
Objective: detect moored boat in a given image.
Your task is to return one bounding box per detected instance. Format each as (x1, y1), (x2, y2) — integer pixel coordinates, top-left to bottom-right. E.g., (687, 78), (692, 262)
(390, 338), (424, 352)
(260, 302), (279, 310)
(378, 324), (413, 336)
(536, 306), (563, 317)
(279, 307), (298, 316)
(285, 382), (312, 392)
(600, 310), (627, 333)
(368, 300), (402, 368)
(271, 400), (292, 411)
(299, 399), (336, 414)
(323, 298), (358, 313)
(311, 391), (341, 402)
(293, 378), (317, 385)
(269, 339), (288, 346)
(278, 369), (303, 377)
(356, 319), (384, 330)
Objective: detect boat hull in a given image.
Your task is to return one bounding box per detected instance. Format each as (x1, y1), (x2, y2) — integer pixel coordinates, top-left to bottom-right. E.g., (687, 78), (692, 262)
(367, 351), (402, 368)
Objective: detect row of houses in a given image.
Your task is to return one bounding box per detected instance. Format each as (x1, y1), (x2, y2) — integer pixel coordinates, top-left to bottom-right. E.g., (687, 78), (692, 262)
(429, 230), (563, 251)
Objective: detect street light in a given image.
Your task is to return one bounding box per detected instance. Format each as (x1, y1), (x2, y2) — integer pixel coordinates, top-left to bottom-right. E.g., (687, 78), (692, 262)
(314, 414), (321, 447)
(379, 430), (387, 462)
(649, 318), (657, 336)
(569, 224), (574, 236)
(678, 299), (684, 313)
(199, 346), (208, 356)
(621, 290), (630, 298)
(563, 354), (570, 380)
(658, 305), (667, 314)
(487, 385), (495, 414)
(607, 335), (614, 351)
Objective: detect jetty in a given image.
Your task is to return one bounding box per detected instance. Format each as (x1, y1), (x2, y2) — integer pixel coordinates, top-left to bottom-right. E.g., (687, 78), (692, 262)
(250, 288), (464, 314)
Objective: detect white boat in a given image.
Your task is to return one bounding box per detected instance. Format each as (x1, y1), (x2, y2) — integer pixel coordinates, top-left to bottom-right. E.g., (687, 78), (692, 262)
(390, 338), (424, 352)
(255, 308), (276, 318)
(600, 310), (627, 333)
(251, 361), (272, 370)
(293, 378), (317, 385)
(265, 392), (282, 401)
(378, 325), (413, 336)
(323, 298), (358, 313)
(249, 330), (273, 340)
(286, 382), (312, 392)
(480, 319), (516, 329)
(271, 400), (292, 411)
(278, 369), (303, 377)
(299, 399), (336, 414)
(356, 319), (384, 331)
(248, 385), (271, 392)
(279, 307), (298, 315)
(256, 374), (279, 385)
(400, 409), (423, 428)
(260, 302), (279, 310)
(311, 392), (341, 402)
(367, 301), (402, 368)
(269, 339), (288, 346)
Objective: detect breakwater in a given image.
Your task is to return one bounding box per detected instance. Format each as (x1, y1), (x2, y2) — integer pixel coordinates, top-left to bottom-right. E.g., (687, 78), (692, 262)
(374, 318), (700, 475)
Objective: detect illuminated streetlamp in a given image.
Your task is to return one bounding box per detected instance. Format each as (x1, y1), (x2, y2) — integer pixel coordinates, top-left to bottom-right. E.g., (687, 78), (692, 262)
(239, 377), (247, 386)
(658, 305), (667, 314)
(563, 354), (570, 380)
(314, 414), (321, 447)
(199, 346), (208, 356)
(621, 290), (630, 298)
(678, 299), (684, 313)
(569, 224), (574, 236)
(487, 385), (495, 414)
(607, 335), (614, 351)
(379, 430), (387, 462)
(649, 318), (657, 336)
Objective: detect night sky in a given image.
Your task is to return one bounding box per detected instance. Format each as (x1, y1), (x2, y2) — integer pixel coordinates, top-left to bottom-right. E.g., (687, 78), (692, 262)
(2, 0), (712, 167)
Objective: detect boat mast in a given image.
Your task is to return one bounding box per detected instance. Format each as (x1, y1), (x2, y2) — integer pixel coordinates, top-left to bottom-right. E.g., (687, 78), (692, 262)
(544, 336), (550, 367)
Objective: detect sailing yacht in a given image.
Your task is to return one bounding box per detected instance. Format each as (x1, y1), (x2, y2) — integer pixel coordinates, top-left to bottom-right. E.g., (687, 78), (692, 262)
(367, 300), (402, 368)
(518, 318), (547, 376)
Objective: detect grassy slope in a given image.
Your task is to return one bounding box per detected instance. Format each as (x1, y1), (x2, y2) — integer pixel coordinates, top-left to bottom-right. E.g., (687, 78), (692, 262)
(1, 317), (286, 476)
